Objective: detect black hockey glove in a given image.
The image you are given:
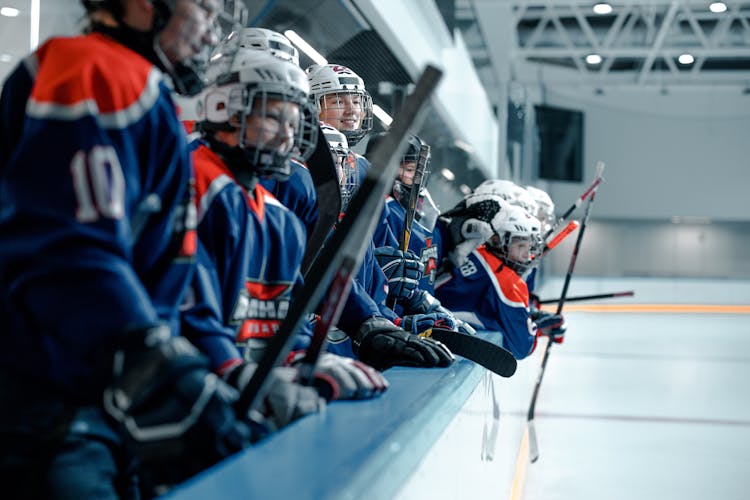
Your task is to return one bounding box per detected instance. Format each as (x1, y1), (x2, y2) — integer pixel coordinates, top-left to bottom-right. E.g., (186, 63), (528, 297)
(373, 246), (425, 300)
(103, 326), (253, 487)
(222, 361), (325, 432)
(352, 317), (454, 371)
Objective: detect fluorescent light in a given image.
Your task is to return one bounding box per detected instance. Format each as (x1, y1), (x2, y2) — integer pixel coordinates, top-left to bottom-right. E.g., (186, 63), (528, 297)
(0, 7), (20, 17)
(678, 53), (694, 65)
(440, 168), (455, 182)
(453, 139), (474, 153)
(372, 104), (392, 127)
(0, 54), (12, 63)
(459, 184), (472, 196)
(585, 54), (602, 65)
(592, 3), (612, 15)
(30, 0), (39, 50)
(709, 2), (727, 13)
(284, 30), (327, 65)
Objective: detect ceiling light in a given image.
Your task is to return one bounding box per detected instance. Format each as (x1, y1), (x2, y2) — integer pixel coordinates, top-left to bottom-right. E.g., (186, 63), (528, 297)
(592, 3), (612, 15)
(678, 53), (694, 65)
(372, 104), (392, 127)
(585, 54), (602, 65)
(1, 7), (20, 17)
(459, 184), (472, 196)
(709, 2), (727, 13)
(440, 168), (455, 182)
(284, 30), (327, 65)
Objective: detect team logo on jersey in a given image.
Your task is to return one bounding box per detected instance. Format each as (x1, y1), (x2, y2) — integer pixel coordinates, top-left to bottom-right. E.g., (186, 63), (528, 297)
(420, 238), (438, 284)
(231, 280), (292, 341)
(459, 259), (478, 277)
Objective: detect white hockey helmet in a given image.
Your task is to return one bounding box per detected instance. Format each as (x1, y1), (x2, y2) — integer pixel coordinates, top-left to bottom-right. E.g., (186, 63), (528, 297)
(525, 185), (555, 232)
(197, 46), (318, 181)
(486, 204), (542, 276)
(321, 122), (358, 211)
(213, 27), (299, 66)
(305, 64), (373, 145)
(475, 179), (538, 217)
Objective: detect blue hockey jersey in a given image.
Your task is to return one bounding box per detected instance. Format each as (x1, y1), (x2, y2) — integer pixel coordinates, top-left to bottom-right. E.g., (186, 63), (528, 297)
(434, 246), (536, 359)
(0, 34), (196, 400)
(260, 158), (318, 240)
(374, 196), (442, 294)
(184, 144), (310, 370)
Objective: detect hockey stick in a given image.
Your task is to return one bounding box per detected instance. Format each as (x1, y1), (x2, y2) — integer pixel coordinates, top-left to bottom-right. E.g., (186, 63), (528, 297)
(421, 327), (517, 378)
(388, 143), (430, 310)
(236, 66), (443, 414)
(542, 162), (605, 241)
(535, 220), (579, 260)
(538, 290), (634, 305)
(527, 162), (604, 463)
(301, 124), (342, 275)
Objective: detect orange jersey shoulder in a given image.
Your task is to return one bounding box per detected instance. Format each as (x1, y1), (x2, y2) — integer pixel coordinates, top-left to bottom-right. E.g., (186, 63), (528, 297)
(31, 33), (158, 114)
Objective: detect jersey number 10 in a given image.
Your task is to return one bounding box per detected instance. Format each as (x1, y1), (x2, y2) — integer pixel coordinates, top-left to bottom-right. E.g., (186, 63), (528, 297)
(71, 146), (126, 223)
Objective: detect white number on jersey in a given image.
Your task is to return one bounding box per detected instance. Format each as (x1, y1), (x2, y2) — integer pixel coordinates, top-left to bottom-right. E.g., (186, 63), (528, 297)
(71, 146), (125, 222)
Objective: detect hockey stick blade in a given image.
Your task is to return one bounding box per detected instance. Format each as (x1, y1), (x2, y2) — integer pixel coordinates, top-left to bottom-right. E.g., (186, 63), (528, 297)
(423, 327), (517, 378)
(235, 65), (444, 416)
(301, 124), (342, 275)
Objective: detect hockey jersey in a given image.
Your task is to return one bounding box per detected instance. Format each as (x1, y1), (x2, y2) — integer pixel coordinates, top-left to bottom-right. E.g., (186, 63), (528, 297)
(434, 246), (536, 359)
(0, 34), (196, 400)
(260, 158), (318, 240)
(183, 144), (311, 369)
(374, 196), (442, 294)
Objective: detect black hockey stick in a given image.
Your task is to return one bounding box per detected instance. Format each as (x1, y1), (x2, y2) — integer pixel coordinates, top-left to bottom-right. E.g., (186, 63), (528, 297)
(421, 327), (517, 378)
(236, 66), (443, 414)
(538, 290), (634, 305)
(542, 165), (604, 241)
(527, 161), (604, 463)
(301, 124), (342, 275)
(388, 142), (430, 310)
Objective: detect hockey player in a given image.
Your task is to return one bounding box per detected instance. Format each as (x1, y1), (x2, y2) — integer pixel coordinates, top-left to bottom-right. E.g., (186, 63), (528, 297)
(473, 181), (565, 342)
(0, 0), (263, 497)
(436, 197), (549, 359)
(185, 45), (389, 403)
(365, 132), (475, 335)
(306, 63), (374, 146)
(314, 123), (453, 368)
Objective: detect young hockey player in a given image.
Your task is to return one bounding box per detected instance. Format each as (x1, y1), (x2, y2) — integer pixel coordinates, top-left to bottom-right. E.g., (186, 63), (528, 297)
(435, 197), (556, 359)
(365, 132), (475, 335)
(0, 0), (258, 496)
(314, 123), (453, 367)
(184, 45), (388, 402)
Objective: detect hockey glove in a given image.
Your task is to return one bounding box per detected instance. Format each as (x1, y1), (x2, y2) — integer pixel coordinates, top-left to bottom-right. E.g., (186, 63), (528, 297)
(442, 196), (505, 267)
(221, 361), (325, 432)
(103, 326), (253, 485)
(289, 352), (388, 400)
(401, 290), (477, 335)
(374, 246), (425, 300)
(533, 311), (567, 344)
(396, 313), (445, 335)
(352, 317), (455, 371)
